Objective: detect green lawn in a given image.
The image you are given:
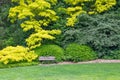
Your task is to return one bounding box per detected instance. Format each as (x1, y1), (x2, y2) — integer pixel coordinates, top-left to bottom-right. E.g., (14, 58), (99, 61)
(0, 63), (120, 80)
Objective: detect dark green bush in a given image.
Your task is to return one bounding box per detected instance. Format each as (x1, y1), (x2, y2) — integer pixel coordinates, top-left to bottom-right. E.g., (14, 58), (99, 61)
(76, 13), (120, 58)
(65, 43), (97, 62)
(108, 50), (120, 59)
(0, 1), (29, 49)
(34, 44), (64, 62)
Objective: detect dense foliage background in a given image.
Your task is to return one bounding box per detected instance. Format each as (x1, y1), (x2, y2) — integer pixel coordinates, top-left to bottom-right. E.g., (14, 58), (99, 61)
(0, 0), (120, 66)
(0, 0), (29, 49)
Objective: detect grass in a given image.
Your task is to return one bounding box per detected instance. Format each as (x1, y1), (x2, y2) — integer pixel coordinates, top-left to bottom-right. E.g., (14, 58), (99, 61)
(0, 63), (120, 80)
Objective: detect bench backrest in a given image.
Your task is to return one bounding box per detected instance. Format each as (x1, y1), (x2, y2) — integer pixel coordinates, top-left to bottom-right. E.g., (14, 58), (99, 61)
(39, 56), (55, 61)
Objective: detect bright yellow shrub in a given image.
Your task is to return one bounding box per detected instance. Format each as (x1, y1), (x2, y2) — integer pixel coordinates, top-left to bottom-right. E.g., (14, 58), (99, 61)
(0, 46), (38, 64)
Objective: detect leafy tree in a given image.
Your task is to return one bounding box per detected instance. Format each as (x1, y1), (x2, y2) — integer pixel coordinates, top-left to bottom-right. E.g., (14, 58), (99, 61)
(64, 0), (116, 26)
(60, 12), (120, 58)
(9, 0), (61, 49)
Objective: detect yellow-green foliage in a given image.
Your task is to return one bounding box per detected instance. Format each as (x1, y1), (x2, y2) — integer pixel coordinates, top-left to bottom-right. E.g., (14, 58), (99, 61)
(46, 0), (57, 5)
(95, 0), (116, 13)
(0, 46), (38, 64)
(26, 29), (61, 49)
(65, 0), (92, 5)
(66, 6), (86, 26)
(65, 0), (116, 26)
(9, 0), (61, 49)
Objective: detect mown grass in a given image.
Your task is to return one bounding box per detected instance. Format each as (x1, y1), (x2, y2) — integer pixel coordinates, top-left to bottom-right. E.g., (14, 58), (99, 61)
(0, 63), (120, 80)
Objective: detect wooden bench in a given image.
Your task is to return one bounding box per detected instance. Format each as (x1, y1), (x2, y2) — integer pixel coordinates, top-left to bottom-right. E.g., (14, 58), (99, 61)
(39, 56), (55, 63)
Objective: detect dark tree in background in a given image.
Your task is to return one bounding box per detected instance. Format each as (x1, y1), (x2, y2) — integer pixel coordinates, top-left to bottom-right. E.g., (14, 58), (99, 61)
(0, 0), (28, 49)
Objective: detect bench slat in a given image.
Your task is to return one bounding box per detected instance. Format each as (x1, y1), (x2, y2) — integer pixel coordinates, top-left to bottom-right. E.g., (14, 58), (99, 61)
(39, 56), (55, 61)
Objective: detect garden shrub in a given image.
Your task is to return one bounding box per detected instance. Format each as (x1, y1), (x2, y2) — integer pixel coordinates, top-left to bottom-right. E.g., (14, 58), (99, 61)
(108, 50), (120, 59)
(65, 43), (97, 62)
(0, 46), (38, 64)
(34, 44), (64, 62)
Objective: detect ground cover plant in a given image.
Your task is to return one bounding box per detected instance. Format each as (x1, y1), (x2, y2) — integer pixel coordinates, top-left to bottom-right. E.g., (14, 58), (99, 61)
(0, 63), (120, 80)
(0, 62), (39, 68)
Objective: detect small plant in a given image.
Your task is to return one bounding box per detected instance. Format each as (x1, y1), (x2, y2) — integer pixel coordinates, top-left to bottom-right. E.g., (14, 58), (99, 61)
(0, 46), (38, 64)
(34, 44), (64, 62)
(65, 43), (97, 62)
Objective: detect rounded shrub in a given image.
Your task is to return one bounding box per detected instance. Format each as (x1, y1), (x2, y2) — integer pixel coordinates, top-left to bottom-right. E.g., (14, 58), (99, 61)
(65, 43), (97, 62)
(34, 44), (64, 62)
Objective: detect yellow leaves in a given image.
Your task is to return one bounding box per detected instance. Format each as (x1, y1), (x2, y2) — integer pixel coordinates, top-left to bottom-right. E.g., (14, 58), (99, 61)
(18, 8), (35, 19)
(9, 6), (21, 23)
(88, 11), (96, 15)
(21, 20), (41, 32)
(66, 6), (83, 15)
(26, 29), (61, 49)
(66, 17), (77, 27)
(49, 30), (61, 35)
(9, 0), (52, 22)
(20, 18), (61, 49)
(38, 10), (55, 18)
(46, 0), (57, 5)
(29, 0), (51, 10)
(95, 0), (116, 13)
(46, 9), (56, 15)
(66, 6), (86, 26)
(38, 9), (58, 22)
(65, 0), (93, 5)
(0, 46), (38, 64)
(9, 0), (60, 49)
(65, 0), (116, 26)
(39, 11), (49, 17)
(9, 6), (34, 23)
